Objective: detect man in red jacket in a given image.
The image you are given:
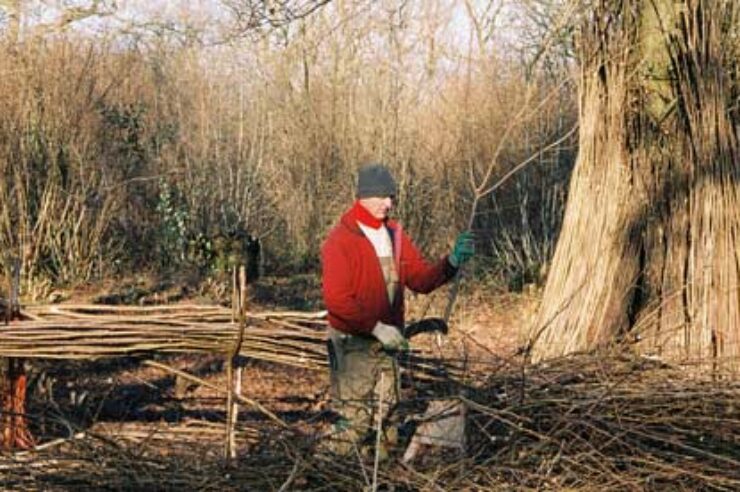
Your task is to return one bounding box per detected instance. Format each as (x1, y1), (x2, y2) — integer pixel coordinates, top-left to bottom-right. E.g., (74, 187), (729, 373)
(321, 162), (474, 456)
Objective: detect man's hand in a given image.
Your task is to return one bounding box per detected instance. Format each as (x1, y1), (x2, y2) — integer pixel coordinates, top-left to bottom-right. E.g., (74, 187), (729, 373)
(449, 231), (475, 268)
(372, 322), (409, 351)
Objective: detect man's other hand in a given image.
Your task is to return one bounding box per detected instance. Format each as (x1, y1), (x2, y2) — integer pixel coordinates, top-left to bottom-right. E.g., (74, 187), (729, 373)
(372, 322), (409, 351)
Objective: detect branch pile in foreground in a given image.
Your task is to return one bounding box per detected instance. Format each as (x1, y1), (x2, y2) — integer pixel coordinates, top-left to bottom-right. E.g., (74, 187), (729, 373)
(1, 353), (737, 491)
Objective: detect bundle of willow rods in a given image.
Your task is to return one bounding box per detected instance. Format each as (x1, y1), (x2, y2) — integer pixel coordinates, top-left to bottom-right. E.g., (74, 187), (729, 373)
(1, 353), (737, 491)
(0, 304), (328, 370)
(1, 304), (465, 379)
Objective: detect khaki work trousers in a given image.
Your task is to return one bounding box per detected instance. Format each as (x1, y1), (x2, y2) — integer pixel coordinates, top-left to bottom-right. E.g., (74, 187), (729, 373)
(327, 327), (400, 454)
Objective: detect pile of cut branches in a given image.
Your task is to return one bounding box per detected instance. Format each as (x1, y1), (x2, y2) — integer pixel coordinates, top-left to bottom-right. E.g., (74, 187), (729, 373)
(458, 353), (740, 490)
(2, 353), (737, 491)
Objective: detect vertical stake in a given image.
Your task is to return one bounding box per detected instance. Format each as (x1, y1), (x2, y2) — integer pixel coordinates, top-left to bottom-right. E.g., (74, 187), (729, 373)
(372, 373), (385, 492)
(225, 265), (247, 459)
(231, 267), (238, 324)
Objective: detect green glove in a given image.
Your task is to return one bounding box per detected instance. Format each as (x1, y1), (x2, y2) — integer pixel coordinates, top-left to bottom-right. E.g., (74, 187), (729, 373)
(449, 231), (475, 268)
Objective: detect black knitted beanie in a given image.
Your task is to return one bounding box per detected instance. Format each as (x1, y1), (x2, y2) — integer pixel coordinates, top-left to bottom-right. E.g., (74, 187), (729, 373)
(356, 163), (397, 198)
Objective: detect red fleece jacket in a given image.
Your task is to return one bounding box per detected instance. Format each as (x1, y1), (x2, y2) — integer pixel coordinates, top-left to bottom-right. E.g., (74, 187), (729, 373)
(321, 206), (456, 336)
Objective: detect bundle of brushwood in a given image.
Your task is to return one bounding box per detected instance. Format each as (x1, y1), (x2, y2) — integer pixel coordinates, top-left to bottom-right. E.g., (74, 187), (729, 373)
(2, 353), (737, 491)
(0, 304), (465, 380)
(0, 304), (328, 369)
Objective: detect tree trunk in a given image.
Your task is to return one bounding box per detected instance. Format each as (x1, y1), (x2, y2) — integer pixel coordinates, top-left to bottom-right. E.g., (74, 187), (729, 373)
(1, 359), (34, 449)
(530, 0), (740, 373)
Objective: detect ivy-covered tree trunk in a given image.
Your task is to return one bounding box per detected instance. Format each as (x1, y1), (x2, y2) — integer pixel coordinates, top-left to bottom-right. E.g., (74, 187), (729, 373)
(530, 0), (740, 372)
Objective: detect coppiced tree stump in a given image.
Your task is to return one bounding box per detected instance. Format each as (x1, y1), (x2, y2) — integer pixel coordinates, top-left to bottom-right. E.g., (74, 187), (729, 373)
(530, 0), (740, 373)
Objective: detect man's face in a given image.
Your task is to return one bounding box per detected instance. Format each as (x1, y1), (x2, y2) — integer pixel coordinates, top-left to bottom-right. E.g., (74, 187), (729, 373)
(359, 196), (394, 220)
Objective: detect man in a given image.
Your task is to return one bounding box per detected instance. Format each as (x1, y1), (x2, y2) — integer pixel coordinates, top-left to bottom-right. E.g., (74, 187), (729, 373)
(321, 162), (474, 456)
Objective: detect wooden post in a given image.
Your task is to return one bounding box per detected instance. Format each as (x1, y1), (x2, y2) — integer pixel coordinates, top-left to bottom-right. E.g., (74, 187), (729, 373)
(225, 265), (247, 459)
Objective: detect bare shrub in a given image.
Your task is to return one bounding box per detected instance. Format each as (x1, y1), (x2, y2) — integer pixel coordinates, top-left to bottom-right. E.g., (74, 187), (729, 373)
(0, 1), (577, 291)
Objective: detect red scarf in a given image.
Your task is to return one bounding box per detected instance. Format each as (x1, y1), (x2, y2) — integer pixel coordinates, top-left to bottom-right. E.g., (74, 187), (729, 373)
(351, 200), (384, 229)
